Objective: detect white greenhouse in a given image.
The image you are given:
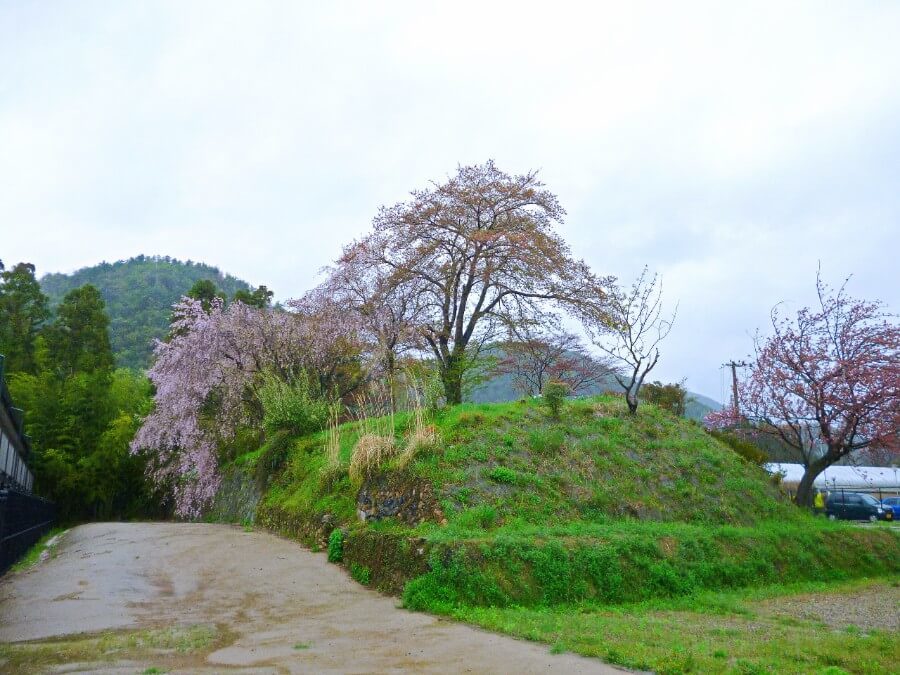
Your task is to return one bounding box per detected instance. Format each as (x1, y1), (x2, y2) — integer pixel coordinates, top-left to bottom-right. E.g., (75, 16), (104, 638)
(766, 462), (900, 498)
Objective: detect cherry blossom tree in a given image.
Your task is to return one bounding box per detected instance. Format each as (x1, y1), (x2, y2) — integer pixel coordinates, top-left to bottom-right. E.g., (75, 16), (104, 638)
(353, 161), (612, 404)
(317, 237), (424, 382)
(703, 406), (745, 430)
(739, 273), (899, 506)
(132, 296), (364, 517)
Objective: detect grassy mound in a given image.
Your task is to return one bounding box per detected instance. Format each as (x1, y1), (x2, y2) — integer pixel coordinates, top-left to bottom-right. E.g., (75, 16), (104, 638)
(250, 395), (898, 608)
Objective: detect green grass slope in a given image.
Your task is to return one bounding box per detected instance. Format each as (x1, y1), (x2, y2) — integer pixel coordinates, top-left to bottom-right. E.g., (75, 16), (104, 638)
(251, 394), (899, 613)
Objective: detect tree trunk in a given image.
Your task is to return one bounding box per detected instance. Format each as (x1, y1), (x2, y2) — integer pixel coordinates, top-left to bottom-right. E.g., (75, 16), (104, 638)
(796, 456), (831, 507)
(443, 370), (462, 406)
(441, 351), (464, 406)
(626, 389), (638, 415)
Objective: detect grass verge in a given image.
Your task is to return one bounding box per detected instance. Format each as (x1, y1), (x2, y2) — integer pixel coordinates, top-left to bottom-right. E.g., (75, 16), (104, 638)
(443, 578), (900, 674)
(0, 624), (222, 674)
(9, 528), (67, 573)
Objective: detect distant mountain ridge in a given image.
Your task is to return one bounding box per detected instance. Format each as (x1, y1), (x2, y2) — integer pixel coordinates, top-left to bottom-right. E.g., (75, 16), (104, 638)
(40, 255), (252, 370)
(469, 361), (721, 421)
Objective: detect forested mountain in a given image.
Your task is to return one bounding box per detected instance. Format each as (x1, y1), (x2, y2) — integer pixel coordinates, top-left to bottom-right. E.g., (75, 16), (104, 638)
(40, 256), (252, 370)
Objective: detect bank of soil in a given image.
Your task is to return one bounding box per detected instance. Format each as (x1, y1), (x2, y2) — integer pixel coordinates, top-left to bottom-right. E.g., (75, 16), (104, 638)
(0, 522), (625, 673)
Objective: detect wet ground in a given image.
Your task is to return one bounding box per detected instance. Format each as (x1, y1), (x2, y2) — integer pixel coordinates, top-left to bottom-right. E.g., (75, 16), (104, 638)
(0, 522), (624, 673)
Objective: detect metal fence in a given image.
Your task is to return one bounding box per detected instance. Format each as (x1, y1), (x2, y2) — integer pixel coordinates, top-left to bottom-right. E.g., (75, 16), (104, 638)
(1, 354), (35, 493)
(0, 488), (56, 574)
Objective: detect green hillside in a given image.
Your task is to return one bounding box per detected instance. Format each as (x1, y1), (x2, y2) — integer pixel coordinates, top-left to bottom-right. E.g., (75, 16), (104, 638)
(224, 394), (898, 672)
(40, 256), (252, 370)
(249, 395), (896, 598)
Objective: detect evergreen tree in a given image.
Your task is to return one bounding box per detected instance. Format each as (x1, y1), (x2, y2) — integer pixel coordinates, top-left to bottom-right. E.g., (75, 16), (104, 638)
(0, 262), (50, 373)
(233, 285), (273, 308)
(45, 284), (115, 375)
(187, 279), (225, 311)
(7, 284), (158, 521)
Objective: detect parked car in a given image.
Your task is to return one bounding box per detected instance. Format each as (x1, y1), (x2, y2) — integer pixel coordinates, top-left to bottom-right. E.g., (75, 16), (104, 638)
(825, 492), (893, 522)
(880, 496), (900, 519)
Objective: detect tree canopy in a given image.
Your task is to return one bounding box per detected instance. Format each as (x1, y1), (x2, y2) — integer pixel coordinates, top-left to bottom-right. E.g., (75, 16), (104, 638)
(3, 264), (160, 521)
(737, 273), (899, 506)
(329, 161), (612, 404)
(0, 262), (50, 374)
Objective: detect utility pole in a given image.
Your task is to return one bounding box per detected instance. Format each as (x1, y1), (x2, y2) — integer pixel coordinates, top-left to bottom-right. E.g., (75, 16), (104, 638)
(723, 360), (748, 414)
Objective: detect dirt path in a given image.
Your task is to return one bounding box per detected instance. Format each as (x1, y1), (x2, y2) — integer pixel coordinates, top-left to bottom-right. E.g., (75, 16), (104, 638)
(0, 522), (625, 673)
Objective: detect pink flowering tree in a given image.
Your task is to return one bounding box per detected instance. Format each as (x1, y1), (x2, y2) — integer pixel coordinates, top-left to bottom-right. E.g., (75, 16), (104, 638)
(739, 273), (899, 506)
(132, 296), (364, 517)
(317, 236), (425, 381)
(703, 406), (744, 431)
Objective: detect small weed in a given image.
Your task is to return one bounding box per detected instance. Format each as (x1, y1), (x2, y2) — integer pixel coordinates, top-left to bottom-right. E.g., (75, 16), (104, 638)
(350, 562), (372, 585)
(293, 642), (311, 650)
(11, 528), (67, 572)
(527, 428), (565, 454)
(487, 466), (517, 483)
(327, 529), (344, 563)
(456, 412), (486, 428)
(454, 505), (498, 530)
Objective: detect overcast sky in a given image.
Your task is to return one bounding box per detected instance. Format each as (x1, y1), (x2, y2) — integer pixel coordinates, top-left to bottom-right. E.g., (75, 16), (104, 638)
(2, 1), (898, 401)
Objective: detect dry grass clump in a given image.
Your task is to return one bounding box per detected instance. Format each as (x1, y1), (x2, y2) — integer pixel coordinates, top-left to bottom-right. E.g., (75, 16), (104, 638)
(397, 405), (437, 469)
(349, 433), (397, 484)
(324, 403), (343, 466)
(319, 402), (346, 485)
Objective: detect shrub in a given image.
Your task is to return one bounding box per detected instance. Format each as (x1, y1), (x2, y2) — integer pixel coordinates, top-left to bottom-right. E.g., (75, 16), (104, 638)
(542, 380), (569, 419)
(709, 429), (768, 465)
(258, 371), (329, 436)
(348, 433), (397, 484)
(327, 528), (344, 563)
(642, 381), (687, 417)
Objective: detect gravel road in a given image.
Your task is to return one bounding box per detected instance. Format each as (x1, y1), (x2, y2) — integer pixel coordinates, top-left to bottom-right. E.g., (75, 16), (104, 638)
(0, 522), (624, 673)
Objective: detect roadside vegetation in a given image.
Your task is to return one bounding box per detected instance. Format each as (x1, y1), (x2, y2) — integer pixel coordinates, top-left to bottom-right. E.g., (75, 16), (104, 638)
(9, 528), (67, 573)
(0, 624), (223, 674)
(451, 578), (899, 674)
(242, 392), (899, 672)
